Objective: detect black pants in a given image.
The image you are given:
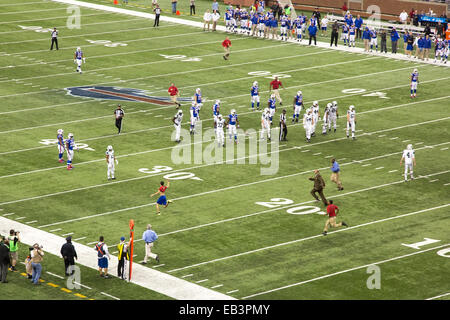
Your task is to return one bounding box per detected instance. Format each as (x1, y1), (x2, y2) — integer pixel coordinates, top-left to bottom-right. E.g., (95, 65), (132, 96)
(311, 188), (328, 206)
(279, 123), (287, 141)
(391, 40), (398, 53)
(50, 38), (58, 50)
(154, 14), (160, 27)
(356, 28), (362, 39)
(115, 118), (123, 133)
(331, 31), (338, 46)
(64, 257), (75, 275)
(381, 39), (387, 53)
(117, 258), (127, 279)
(190, 5), (195, 15)
(0, 263), (8, 282)
(309, 35), (316, 45)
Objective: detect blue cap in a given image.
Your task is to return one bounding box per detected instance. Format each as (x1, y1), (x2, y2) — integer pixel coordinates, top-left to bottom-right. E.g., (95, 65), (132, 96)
(120, 237), (125, 241)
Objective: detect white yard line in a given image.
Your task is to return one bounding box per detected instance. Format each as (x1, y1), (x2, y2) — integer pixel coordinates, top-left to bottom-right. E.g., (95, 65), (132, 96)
(181, 274), (194, 278)
(0, 217), (234, 300)
(389, 170), (398, 173)
(0, 12), (112, 25)
(426, 292), (450, 300)
(168, 203), (450, 274)
(196, 279), (209, 283)
(227, 290), (239, 294)
(100, 292), (121, 300)
(375, 167), (385, 170)
(242, 243), (450, 299)
(441, 147), (449, 151)
(46, 271), (65, 279)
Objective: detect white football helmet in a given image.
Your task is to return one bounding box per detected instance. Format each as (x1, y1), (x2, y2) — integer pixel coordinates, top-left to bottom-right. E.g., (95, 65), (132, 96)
(313, 101), (318, 106)
(332, 101), (338, 106)
(327, 103), (332, 108)
(68, 133), (74, 138)
(413, 68), (418, 73)
(215, 99), (220, 104)
(264, 107), (269, 113)
(196, 88), (201, 94)
(178, 110), (183, 115)
(297, 91), (302, 96)
(231, 109), (236, 115)
(218, 114), (222, 120)
(253, 81), (258, 87)
(407, 144), (413, 150)
(77, 47), (81, 51)
(57, 129), (63, 135)
(349, 105), (355, 110)
(107, 145), (113, 151)
(270, 94), (275, 99)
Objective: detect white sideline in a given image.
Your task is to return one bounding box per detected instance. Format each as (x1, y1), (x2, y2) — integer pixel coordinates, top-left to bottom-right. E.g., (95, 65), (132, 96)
(426, 292), (450, 300)
(0, 216), (235, 300)
(242, 242), (450, 299)
(49, 0), (449, 68)
(1, 119), (449, 208)
(168, 201), (450, 274)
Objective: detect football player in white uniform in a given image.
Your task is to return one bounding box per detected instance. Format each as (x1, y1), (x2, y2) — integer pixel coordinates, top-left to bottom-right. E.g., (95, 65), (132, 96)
(106, 145), (118, 180)
(172, 109), (183, 143)
(311, 101), (320, 137)
(322, 103), (331, 135)
(74, 47), (86, 74)
(346, 105), (356, 140)
(260, 108), (271, 141)
(303, 108), (314, 142)
(328, 101), (338, 133)
(400, 144), (416, 181)
(215, 114), (225, 147)
(57, 129), (65, 163)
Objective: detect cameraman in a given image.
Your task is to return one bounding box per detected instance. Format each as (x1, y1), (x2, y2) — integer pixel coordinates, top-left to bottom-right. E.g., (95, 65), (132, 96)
(31, 243), (44, 285)
(7, 229), (20, 271)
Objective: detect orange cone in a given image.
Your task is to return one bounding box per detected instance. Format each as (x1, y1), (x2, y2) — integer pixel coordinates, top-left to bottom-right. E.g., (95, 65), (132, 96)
(113, 0), (118, 4)
(176, 10), (180, 15)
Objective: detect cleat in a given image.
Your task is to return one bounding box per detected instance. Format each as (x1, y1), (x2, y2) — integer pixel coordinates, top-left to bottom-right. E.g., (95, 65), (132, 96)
(352, 137), (356, 140)
(112, 177), (116, 180)
(141, 261), (147, 265)
(167, 200), (173, 203)
(58, 159), (64, 163)
(322, 231), (327, 236)
(342, 221), (348, 227)
(156, 255), (160, 263)
(347, 135), (349, 138)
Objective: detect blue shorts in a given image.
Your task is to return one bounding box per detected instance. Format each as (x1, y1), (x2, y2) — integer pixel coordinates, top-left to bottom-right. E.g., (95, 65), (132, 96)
(157, 195), (167, 205)
(98, 257), (108, 269)
(321, 27), (327, 30)
(406, 44), (413, 51)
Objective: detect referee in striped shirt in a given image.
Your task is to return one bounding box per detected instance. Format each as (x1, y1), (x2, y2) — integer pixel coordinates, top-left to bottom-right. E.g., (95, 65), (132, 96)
(114, 104), (124, 134)
(279, 109), (287, 141)
(50, 27), (58, 50)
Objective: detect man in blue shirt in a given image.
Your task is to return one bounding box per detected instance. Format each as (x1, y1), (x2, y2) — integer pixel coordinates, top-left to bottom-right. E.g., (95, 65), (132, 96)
(142, 224), (160, 264)
(362, 27), (371, 52)
(330, 158), (344, 190)
(354, 14), (363, 39)
(390, 27), (400, 54)
(423, 34), (431, 61)
(308, 24), (317, 45)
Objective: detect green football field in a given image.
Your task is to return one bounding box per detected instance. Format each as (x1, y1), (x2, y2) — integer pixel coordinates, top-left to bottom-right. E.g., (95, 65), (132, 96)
(0, 0), (449, 301)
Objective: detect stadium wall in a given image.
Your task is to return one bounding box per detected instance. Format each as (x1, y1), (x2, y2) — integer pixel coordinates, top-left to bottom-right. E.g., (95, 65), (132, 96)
(223, 0), (448, 21)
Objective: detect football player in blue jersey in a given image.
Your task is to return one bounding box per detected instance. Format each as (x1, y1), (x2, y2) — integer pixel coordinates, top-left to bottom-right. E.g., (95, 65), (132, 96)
(410, 68), (419, 98)
(194, 88), (203, 116)
(292, 91), (303, 123)
(225, 8), (232, 32)
(268, 94), (277, 125)
(226, 109), (239, 143)
(74, 47), (86, 74)
(294, 17), (302, 42)
(349, 24), (356, 47)
(369, 28), (378, 52)
(342, 23), (349, 46)
(280, 14), (288, 41)
(250, 11), (258, 36)
(189, 101), (199, 135)
(240, 9), (248, 35)
(434, 37), (445, 63)
(65, 132), (78, 170)
(57, 129), (65, 163)
(250, 81), (260, 111)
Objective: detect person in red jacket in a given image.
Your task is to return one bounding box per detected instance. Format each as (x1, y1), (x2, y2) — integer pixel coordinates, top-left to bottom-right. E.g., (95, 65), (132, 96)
(168, 83), (181, 108)
(222, 36), (231, 60)
(322, 200), (348, 235)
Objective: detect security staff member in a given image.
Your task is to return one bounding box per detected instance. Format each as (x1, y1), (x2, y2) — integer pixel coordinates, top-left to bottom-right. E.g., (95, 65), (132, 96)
(50, 27), (59, 50)
(114, 104), (124, 134)
(330, 21), (339, 47)
(279, 109), (287, 141)
(309, 169), (328, 206)
(117, 237), (129, 280)
(60, 236), (77, 276)
(153, 4), (161, 27)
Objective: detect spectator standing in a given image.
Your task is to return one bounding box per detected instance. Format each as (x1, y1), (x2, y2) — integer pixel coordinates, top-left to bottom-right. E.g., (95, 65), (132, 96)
(171, 0), (177, 14)
(399, 10), (408, 24)
(142, 224), (160, 264)
(330, 158), (344, 190)
(406, 32), (414, 57)
(354, 15), (363, 39)
(153, 4), (161, 27)
(413, 10), (419, 26)
(222, 36), (231, 60)
(341, 2), (348, 14)
(320, 16), (329, 36)
(95, 236), (111, 278)
(415, 34), (424, 59)
(380, 29), (387, 53)
(312, 7), (321, 23)
(309, 169), (328, 206)
(30, 243), (44, 285)
(436, 22), (444, 38)
(308, 23), (318, 46)
(423, 23), (431, 37)
(423, 34), (431, 61)
(212, 0), (219, 14)
(409, 8), (415, 26)
(212, 10), (220, 31)
(403, 31), (409, 53)
(271, 1), (280, 20)
(190, 0), (195, 15)
(168, 83), (181, 108)
(203, 10), (212, 31)
(50, 27), (59, 50)
(0, 237), (10, 283)
(117, 237), (129, 280)
(60, 236), (77, 276)
(330, 21), (339, 47)
(7, 229), (20, 271)
(391, 27), (400, 54)
(362, 27), (371, 52)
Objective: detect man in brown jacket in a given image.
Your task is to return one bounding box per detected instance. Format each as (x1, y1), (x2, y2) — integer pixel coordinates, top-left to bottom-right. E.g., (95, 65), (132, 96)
(31, 243), (44, 285)
(309, 169), (328, 206)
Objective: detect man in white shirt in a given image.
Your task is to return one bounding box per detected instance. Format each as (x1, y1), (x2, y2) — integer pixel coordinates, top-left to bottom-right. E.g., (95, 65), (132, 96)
(203, 10), (212, 31)
(212, 10), (220, 31)
(399, 10), (408, 24)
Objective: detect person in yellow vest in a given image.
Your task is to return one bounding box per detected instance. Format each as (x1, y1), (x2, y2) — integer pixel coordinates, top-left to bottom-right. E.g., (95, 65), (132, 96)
(30, 243), (44, 285)
(7, 229), (20, 271)
(117, 237), (129, 281)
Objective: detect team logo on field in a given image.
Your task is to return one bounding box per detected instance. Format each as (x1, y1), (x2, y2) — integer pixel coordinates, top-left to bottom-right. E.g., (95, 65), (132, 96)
(65, 86), (192, 106)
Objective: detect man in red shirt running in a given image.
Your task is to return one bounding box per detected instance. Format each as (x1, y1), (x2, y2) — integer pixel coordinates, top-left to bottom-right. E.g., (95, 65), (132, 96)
(222, 36), (231, 60)
(269, 76), (284, 105)
(168, 83), (181, 108)
(150, 179), (172, 215)
(322, 200), (348, 235)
